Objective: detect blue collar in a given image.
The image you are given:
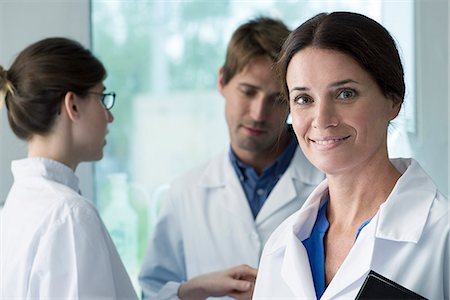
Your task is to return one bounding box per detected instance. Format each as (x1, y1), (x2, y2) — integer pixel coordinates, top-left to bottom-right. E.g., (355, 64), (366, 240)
(228, 127), (297, 218)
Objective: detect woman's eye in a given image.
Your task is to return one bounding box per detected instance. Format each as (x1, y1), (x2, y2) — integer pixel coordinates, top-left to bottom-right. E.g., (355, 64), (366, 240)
(337, 89), (357, 100)
(293, 95), (313, 105)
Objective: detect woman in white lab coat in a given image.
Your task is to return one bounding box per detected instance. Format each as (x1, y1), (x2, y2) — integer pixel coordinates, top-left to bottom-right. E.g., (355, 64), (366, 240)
(253, 12), (449, 299)
(0, 38), (137, 299)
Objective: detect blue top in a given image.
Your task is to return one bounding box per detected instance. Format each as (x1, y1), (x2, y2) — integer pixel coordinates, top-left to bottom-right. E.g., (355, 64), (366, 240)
(229, 128), (297, 218)
(302, 201), (371, 299)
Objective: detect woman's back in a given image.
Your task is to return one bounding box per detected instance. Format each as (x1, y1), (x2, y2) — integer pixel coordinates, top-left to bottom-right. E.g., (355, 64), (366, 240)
(1, 157), (137, 298)
(0, 37), (137, 299)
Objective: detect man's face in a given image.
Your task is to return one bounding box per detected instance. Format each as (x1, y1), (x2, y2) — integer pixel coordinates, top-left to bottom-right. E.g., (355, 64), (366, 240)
(219, 56), (289, 160)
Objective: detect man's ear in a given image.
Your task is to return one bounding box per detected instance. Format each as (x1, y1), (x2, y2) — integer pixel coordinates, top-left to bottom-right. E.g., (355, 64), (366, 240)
(217, 67), (226, 96)
(62, 91), (80, 122)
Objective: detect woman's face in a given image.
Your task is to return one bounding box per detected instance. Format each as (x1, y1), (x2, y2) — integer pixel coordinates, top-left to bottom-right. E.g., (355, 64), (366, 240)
(77, 82), (114, 161)
(286, 47), (400, 175)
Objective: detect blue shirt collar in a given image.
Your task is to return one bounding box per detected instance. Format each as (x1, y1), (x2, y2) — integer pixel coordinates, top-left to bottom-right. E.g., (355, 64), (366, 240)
(228, 126), (297, 218)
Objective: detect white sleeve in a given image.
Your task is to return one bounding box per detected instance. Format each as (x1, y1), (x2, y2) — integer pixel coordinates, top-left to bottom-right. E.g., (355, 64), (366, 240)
(443, 216), (449, 300)
(28, 202), (138, 299)
(139, 191), (186, 300)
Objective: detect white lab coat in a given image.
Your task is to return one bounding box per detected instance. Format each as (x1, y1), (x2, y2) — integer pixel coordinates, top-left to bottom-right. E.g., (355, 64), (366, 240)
(139, 148), (324, 300)
(253, 158), (449, 300)
(0, 157), (138, 299)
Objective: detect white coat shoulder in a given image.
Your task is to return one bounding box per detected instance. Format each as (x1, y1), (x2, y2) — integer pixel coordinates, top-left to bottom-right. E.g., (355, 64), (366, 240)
(1, 158), (137, 299)
(171, 149), (230, 190)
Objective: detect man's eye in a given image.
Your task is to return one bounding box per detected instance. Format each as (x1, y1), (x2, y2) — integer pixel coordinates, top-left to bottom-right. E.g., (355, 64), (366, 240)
(240, 88), (256, 97)
(269, 93), (285, 105)
(337, 89), (357, 100)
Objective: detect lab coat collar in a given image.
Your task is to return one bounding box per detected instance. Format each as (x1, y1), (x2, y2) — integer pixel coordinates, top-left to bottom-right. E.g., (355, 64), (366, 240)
(196, 148), (324, 226)
(264, 158), (437, 299)
(11, 157), (80, 193)
(263, 179), (330, 255)
(197, 149), (228, 188)
(267, 158), (436, 249)
(197, 147), (323, 188)
(265, 180), (374, 299)
(255, 169), (297, 225)
(256, 148), (323, 224)
(376, 158), (436, 242)
(267, 180), (329, 297)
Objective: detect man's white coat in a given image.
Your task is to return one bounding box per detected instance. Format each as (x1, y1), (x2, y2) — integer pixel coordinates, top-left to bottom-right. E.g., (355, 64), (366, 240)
(139, 148), (324, 299)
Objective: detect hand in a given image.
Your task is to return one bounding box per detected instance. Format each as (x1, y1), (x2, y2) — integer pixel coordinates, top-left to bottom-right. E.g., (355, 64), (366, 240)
(178, 264), (257, 300)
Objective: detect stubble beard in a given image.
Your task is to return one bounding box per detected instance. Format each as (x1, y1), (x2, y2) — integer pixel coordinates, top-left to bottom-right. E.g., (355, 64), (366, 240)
(233, 130), (277, 155)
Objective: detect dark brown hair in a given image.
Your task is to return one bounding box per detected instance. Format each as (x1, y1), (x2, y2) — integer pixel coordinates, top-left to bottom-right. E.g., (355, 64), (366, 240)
(0, 37), (106, 140)
(221, 16), (290, 85)
(277, 12), (405, 105)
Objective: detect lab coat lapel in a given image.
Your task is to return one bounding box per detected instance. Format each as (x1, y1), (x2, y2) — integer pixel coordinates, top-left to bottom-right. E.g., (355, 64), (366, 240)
(277, 183), (329, 298)
(222, 152), (256, 229)
(256, 149), (324, 225)
(321, 210), (378, 299)
(376, 159), (435, 242)
(274, 176), (376, 300)
(255, 171), (297, 225)
(198, 150), (255, 230)
(280, 222), (317, 298)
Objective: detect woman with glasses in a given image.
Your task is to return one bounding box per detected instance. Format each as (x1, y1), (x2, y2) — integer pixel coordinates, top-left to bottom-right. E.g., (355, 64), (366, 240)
(0, 37), (137, 299)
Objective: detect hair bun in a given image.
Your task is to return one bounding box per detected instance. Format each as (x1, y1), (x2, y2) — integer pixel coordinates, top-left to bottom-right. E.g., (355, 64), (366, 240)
(0, 65), (16, 97)
(0, 65), (7, 82)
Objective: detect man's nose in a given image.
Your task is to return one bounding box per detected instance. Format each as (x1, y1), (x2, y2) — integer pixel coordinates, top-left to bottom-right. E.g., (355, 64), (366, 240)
(249, 95), (269, 122)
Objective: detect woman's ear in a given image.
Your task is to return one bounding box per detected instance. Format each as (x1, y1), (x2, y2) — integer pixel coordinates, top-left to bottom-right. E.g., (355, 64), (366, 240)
(388, 94), (402, 121)
(62, 91), (80, 122)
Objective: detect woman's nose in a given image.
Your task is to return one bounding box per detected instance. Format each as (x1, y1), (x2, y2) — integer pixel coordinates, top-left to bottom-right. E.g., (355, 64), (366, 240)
(312, 101), (339, 129)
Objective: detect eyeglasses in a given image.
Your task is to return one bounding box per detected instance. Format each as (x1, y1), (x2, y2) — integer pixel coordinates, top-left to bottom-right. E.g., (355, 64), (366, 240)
(88, 91), (116, 110)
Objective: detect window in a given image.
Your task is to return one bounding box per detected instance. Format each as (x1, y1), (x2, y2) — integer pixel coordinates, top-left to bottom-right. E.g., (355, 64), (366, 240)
(91, 0), (414, 291)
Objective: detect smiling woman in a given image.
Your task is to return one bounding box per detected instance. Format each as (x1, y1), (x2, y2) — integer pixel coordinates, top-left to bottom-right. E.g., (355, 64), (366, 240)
(287, 47), (401, 175)
(253, 12), (448, 300)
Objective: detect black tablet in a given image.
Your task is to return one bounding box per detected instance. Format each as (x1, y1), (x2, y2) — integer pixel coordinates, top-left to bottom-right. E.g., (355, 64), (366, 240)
(355, 270), (427, 299)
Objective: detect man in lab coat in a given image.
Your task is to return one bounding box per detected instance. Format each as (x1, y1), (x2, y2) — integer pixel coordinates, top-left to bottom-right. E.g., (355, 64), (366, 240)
(139, 17), (324, 300)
